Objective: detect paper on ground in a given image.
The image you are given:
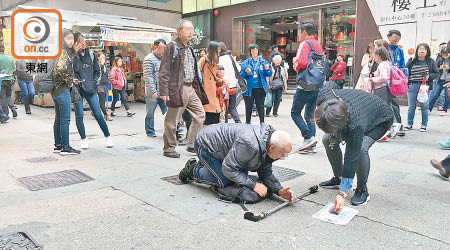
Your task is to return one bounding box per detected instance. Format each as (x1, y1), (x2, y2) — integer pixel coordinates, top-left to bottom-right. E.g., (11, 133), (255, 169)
(312, 203), (358, 226)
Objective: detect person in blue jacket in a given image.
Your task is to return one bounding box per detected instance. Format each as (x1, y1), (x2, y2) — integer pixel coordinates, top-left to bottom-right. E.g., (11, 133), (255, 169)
(240, 44), (272, 124)
(387, 30), (405, 68)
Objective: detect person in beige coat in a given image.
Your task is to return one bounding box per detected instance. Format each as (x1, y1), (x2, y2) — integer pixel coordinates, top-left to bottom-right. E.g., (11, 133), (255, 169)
(198, 41), (224, 125)
(355, 43), (375, 90)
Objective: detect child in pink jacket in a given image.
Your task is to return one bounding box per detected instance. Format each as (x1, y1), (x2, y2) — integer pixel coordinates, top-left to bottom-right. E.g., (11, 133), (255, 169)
(368, 47), (391, 104)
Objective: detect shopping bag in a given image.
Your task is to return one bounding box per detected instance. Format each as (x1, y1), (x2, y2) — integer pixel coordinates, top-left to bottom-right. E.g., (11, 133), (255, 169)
(417, 80), (429, 104)
(264, 91), (273, 108)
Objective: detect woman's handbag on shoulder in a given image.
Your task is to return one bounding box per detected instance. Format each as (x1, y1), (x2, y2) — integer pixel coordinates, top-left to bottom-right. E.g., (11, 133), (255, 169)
(230, 55), (248, 93)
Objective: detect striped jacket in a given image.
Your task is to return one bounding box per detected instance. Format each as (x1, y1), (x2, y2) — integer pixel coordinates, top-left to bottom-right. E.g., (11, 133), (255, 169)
(143, 52), (162, 97)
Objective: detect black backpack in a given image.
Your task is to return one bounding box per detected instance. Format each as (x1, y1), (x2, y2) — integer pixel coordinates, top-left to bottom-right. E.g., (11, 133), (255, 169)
(296, 40), (328, 90)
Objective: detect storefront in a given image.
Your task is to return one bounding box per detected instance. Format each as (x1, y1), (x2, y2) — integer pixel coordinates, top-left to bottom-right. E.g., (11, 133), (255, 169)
(182, 10), (215, 57)
(235, 3), (356, 79)
(213, 0), (368, 87)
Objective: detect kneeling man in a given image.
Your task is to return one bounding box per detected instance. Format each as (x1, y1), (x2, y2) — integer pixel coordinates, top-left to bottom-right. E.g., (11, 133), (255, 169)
(179, 123), (295, 202)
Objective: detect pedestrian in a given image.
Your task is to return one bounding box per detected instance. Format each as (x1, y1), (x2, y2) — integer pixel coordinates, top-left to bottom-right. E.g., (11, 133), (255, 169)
(268, 45), (279, 65)
(216, 65), (229, 122)
(143, 39), (168, 137)
(96, 52), (113, 121)
(430, 155), (450, 179)
(218, 43), (241, 123)
(429, 47), (450, 116)
(435, 42), (447, 60)
(355, 43), (375, 90)
(198, 49), (206, 60)
(15, 59), (35, 115)
(198, 41), (224, 126)
(109, 56), (135, 117)
(266, 54), (287, 117)
(52, 29), (80, 155)
(405, 43), (439, 132)
(367, 47), (391, 103)
(286, 39), (298, 75)
(159, 19), (208, 158)
(387, 30), (405, 68)
(291, 21), (323, 152)
(72, 32), (114, 149)
(330, 53), (347, 88)
(178, 123), (295, 203)
(0, 45), (17, 118)
(240, 44), (272, 124)
(316, 88), (393, 212)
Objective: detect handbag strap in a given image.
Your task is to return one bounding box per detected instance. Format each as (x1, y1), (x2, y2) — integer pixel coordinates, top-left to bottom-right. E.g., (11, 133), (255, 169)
(229, 55), (240, 79)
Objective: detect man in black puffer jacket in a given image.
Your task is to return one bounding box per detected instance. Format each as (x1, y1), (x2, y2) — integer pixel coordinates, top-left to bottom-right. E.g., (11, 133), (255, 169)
(179, 123), (295, 202)
(316, 88), (393, 213)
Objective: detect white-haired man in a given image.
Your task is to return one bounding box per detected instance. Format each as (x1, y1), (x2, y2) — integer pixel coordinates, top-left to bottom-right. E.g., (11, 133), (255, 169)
(179, 123), (295, 201)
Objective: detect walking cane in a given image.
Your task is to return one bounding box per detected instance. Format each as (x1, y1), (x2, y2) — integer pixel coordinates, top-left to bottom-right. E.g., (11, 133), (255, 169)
(244, 185), (319, 222)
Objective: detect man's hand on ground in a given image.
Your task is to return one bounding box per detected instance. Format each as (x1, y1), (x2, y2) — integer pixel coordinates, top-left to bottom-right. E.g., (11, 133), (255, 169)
(254, 182), (268, 197)
(278, 187), (294, 203)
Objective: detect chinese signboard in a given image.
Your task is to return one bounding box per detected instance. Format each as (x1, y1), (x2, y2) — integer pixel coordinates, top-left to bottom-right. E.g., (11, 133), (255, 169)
(366, 0), (450, 56)
(100, 27), (172, 44)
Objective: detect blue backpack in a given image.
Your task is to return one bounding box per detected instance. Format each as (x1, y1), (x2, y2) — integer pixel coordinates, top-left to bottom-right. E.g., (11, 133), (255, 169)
(296, 40), (328, 91)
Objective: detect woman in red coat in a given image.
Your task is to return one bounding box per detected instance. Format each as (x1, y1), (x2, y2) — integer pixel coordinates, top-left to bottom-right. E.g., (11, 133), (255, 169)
(330, 53), (347, 88)
(109, 56), (135, 117)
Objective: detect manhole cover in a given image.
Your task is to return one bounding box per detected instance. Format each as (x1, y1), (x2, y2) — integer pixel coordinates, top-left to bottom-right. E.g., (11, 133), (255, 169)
(127, 146), (153, 152)
(162, 166), (304, 186)
(25, 156), (58, 163)
(17, 169), (94, 191)
(271, 166), (305, 182)
(0, 232), (42, 249)
(161, 175), (184, 185)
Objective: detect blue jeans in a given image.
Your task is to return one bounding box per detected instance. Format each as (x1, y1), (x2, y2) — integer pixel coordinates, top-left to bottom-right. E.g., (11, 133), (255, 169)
(407, 83), (429, 127)
(291, 88), (319, 139)
(145, 97), (167, 134)
(74, 88), (110, 139)
(17, 80), (36, 102)
(52, 88), (71, 147)
(193, 141), (248, 188)
(429, 80), (449, 112)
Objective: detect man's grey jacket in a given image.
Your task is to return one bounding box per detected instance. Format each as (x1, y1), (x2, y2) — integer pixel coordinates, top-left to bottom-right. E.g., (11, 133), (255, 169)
(195, 123), (283, 193)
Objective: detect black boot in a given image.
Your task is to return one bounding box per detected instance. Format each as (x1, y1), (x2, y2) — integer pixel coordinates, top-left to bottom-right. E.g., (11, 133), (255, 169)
(11, 107), (17, 118)
(24, 98), (31, 115)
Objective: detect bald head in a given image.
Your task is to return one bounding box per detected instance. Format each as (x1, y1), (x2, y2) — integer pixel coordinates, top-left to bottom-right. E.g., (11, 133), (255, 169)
(268, 130), (293, 160)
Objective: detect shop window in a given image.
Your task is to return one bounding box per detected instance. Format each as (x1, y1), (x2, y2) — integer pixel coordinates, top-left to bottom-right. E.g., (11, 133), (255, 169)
(322, 6), (356, 60)
(214, 0), (231, 8)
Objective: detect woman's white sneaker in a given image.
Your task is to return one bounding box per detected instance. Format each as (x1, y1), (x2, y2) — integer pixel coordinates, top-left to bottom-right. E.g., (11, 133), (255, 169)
(80, 138), (89, 149)
(106, 137), (114, 148)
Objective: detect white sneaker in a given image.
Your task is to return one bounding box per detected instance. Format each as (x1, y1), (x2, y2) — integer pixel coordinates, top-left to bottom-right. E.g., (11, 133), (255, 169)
(80, 138), (89, 149)
(390, 123), (401, 138)
(106, 136), (114, 148)
(299, 137), (318, 151)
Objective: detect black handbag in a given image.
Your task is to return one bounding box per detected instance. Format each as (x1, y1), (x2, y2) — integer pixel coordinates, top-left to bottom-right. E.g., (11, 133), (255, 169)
(229, 55), (248, 93)
(70, 85), (81, 103)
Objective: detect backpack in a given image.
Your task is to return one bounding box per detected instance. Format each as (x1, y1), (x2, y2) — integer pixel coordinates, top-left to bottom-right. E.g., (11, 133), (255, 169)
(296, 40), (328, 90)
(171, 42), (202, 83)
(34, 59), (56, 93)
(388, 65), (408, 96)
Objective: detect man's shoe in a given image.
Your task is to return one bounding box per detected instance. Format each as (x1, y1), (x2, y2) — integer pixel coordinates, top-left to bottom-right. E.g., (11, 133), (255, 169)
(80, 139), (89, 149)
(127, 112), (136, 117)
(147, 132), (156, 137)
(438, 140), (450, 149)
(430, 159), (450, 178)
(179, 158), (197, 183)
(265, 113), (270, 117)
(0, 114), (9, 124)
(178, 139), (188, 146)
(53, 144), (63, 153)
(420, 126), (427, 132)
(60, 146), (81, 155)
(252, 110), (257, 117)
(319, 177), (341, 189)
(163, 151), (180, 158)
(106, 136), (114, 148)
(351, 185), (370, 206)
(187, 147), (195, 153)
(397, 125), (406, 137)
(110, 112), (117, 117)
(299, 137), (318, 151)
(11, 108), (17, 118)
(274, 114), (278, 117)
(299, 145), (317, 154)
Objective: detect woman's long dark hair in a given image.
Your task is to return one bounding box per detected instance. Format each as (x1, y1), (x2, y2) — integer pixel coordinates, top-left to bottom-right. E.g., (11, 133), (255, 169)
(206, 41), (220, 66)
(414, 43), (431, 60)
(62, 29), (74, 57)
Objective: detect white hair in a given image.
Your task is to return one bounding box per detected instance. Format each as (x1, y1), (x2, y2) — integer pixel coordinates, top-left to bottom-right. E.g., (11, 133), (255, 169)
(177, 19), (192, 30)
(269, 130), (292, 150)
(272, 54), (282, 64)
